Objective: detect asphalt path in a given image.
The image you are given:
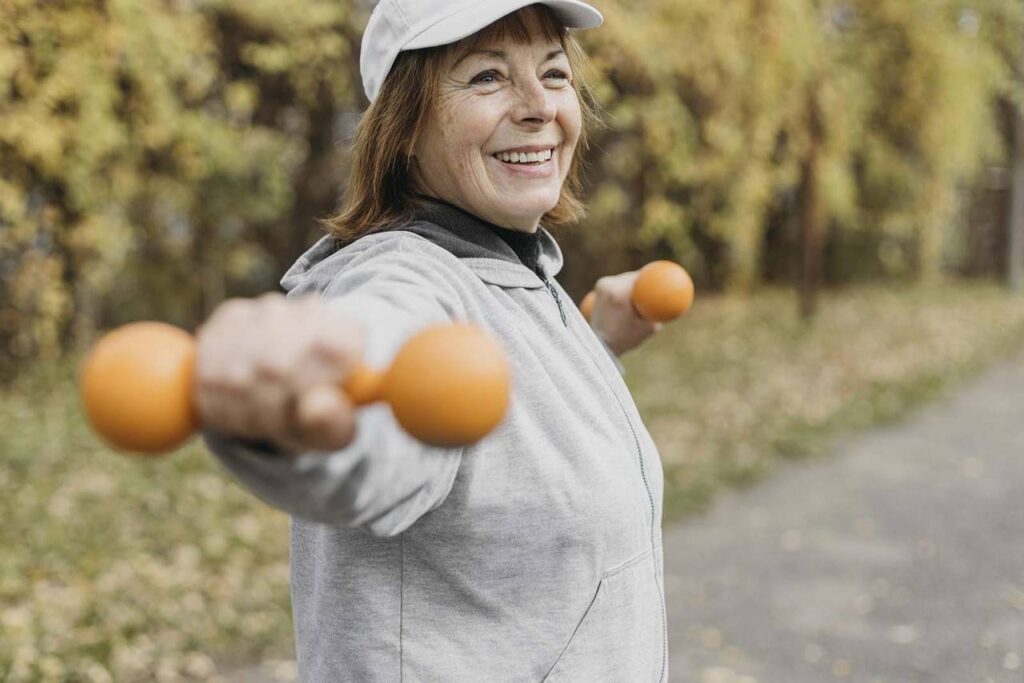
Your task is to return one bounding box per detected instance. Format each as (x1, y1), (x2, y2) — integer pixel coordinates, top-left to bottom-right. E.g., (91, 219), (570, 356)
(664, 355), (1024, 683)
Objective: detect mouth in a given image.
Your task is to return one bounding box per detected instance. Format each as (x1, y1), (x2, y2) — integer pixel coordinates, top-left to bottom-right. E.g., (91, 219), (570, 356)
(491, 146), (557, 167)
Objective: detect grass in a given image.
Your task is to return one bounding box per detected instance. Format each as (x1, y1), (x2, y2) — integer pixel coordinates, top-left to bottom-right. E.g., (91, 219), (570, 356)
(0, 364), (294, 682)
(2, 281), (1024, 680)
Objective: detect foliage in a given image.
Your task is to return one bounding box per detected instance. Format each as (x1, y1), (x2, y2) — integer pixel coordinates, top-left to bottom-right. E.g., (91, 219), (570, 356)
(2, 0), (1022, 374)
(573, 0), (1022, 289)
(0, 0), (365, 380)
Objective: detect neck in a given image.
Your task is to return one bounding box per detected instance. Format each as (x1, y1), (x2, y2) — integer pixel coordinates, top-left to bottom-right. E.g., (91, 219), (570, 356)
(412, 192), (540, 234)
(411, 193), (544, 272)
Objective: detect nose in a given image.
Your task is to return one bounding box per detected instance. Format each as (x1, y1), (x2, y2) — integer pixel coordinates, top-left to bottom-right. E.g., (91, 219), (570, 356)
(511, 77), (557, 127)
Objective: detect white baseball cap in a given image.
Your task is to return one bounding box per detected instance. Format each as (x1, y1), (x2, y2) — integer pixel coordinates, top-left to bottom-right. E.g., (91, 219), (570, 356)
(360, 0), (604, 102)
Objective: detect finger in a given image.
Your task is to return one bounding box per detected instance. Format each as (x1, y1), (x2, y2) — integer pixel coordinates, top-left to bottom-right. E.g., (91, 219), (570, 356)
(270, 394), (309, 455)
(211, 298), (256, 327)
(289, 320), (365, 391)
(205, 389), (264, 440)
(629, 299), (645, 321)
(244, 380), (292, 441)
(194, 347), (260, 436)
(293, 384), (357, 451)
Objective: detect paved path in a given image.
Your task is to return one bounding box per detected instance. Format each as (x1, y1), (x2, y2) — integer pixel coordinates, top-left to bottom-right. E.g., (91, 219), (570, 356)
(663, 356), (1024, 683)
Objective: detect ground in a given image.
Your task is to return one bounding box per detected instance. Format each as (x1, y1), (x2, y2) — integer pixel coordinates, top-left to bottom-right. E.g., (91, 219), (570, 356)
(664, 354), (1024, 682)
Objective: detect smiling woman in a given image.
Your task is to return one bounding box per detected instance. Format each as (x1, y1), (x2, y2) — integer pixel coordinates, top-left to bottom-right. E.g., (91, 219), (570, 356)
(197, 1), (671, 681)
(325, 4), (603, 240)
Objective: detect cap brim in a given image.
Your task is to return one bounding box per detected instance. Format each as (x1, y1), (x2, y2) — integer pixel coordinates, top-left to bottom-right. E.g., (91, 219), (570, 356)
(405, 0), (603, 51)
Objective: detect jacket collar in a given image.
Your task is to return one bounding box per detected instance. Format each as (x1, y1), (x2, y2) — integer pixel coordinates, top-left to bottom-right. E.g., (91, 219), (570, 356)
(281, 197), (565, 293)
(390, 196), (564, 289)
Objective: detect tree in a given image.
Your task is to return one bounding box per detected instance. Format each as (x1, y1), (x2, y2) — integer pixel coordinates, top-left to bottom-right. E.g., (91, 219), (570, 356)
(0, 0), (367, 380)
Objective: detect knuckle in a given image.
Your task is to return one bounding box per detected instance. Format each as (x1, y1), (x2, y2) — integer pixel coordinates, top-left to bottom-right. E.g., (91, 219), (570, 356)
(594, 276), (623, 297)
(213, 298), (252, 323)
(311, 332), (360, 362)
(253, 352), (291, 379)
(193, 388), (216, 424)
(194, 370), (221, 395)
(258, 291), (285, 304)
(203, 403), (245, 436)
(257, 292), (288, 315)
(221, 362), (255, 389)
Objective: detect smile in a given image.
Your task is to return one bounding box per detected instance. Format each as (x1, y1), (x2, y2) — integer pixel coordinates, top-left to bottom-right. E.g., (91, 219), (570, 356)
(492, 147), (556, 166)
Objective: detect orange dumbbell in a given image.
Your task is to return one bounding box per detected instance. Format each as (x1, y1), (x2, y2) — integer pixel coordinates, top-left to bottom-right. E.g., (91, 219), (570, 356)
(580, 260), (694, 323)
(80, 321), (510, 455)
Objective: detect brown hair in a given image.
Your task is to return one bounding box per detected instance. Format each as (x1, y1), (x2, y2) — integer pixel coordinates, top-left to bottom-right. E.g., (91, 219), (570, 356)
(323, 5), (603, 241)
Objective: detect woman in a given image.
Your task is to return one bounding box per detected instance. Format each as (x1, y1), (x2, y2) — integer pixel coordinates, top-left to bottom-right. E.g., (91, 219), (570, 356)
(198, 1), (668, 680)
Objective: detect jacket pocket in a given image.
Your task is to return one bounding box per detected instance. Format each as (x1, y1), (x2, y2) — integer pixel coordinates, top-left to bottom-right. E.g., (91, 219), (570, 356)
(543, 546), (665, 682)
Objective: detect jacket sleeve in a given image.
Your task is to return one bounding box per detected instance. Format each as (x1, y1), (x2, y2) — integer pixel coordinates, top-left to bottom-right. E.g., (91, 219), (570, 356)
(201, 238), (467, 536)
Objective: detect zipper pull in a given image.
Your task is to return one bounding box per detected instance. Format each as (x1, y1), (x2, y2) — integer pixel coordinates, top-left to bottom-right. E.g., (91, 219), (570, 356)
(544, 277), (569, 327)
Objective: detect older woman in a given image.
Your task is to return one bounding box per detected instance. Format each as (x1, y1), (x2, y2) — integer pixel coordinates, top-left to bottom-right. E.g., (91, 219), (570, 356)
(198, 1), (667, 680)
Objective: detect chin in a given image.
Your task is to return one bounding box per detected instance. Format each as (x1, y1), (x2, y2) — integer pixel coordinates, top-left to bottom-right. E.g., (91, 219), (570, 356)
(499, 192), (559, 222)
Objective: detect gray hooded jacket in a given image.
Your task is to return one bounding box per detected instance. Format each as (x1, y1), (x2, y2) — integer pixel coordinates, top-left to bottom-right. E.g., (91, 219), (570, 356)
(203, 197), (668, 682)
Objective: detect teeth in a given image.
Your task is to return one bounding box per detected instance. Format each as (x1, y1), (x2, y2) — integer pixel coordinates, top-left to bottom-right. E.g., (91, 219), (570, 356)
(495, 148), (554, 164)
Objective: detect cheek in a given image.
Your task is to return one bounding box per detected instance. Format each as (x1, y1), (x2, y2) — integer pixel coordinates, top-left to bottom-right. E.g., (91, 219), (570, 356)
(438, 104), (499, 164)
(558, 97), (583, 178)
(560, 94), (583, 147)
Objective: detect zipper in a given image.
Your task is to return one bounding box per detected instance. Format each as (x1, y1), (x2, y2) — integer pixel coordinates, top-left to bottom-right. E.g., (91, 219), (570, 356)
(540, 272), (651, 528)
(540, 268), (666, 681)
(536, 270), (655, 532)
(542, 275), (569, 327)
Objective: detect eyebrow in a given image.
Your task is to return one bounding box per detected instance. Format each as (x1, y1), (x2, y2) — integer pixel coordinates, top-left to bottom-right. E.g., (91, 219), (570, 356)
(453, 48), (566, 70)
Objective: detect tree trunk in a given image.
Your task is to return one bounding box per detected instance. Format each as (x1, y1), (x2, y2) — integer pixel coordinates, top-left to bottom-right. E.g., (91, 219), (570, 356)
(1008, 99), (1024, 292)
(799, 84), (826, 319)
(283, 84), (341, 277)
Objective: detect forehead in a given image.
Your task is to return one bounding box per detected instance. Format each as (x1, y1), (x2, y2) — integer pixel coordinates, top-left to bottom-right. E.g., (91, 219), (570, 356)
(446, 7), (566, 67)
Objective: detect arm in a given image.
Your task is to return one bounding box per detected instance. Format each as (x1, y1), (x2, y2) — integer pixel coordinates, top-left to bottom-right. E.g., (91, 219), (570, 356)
(201, 238), (467, 536)
(586, 270), (661, 362)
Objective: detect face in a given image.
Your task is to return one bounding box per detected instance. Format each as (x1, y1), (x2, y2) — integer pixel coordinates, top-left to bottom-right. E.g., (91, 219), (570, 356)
(410, 15), (582, 233)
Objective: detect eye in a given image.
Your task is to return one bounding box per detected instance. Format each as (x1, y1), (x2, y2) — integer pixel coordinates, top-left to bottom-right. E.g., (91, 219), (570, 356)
(545, 70), (569, 81)
(471, 70), (502, 84)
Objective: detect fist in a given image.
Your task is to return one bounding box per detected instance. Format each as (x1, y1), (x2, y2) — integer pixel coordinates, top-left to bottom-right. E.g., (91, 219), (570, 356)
(194, 293), (364, 454)
(587, 271), (662, 356)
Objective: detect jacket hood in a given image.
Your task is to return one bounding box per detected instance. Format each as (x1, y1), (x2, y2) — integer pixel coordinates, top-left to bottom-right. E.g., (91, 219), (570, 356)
(280, 196), (565, 294)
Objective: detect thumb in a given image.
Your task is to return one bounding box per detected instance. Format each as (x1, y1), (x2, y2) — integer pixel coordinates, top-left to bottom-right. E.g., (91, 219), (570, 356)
(294, 384), (357, 451)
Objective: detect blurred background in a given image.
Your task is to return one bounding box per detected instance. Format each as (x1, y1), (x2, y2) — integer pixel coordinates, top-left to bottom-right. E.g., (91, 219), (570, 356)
(2, 0), (1024, 680)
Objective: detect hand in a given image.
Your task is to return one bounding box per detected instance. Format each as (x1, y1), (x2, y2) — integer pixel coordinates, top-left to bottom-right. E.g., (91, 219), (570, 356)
(586, 271), (663, 356)
(194, 293), (364, 454)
